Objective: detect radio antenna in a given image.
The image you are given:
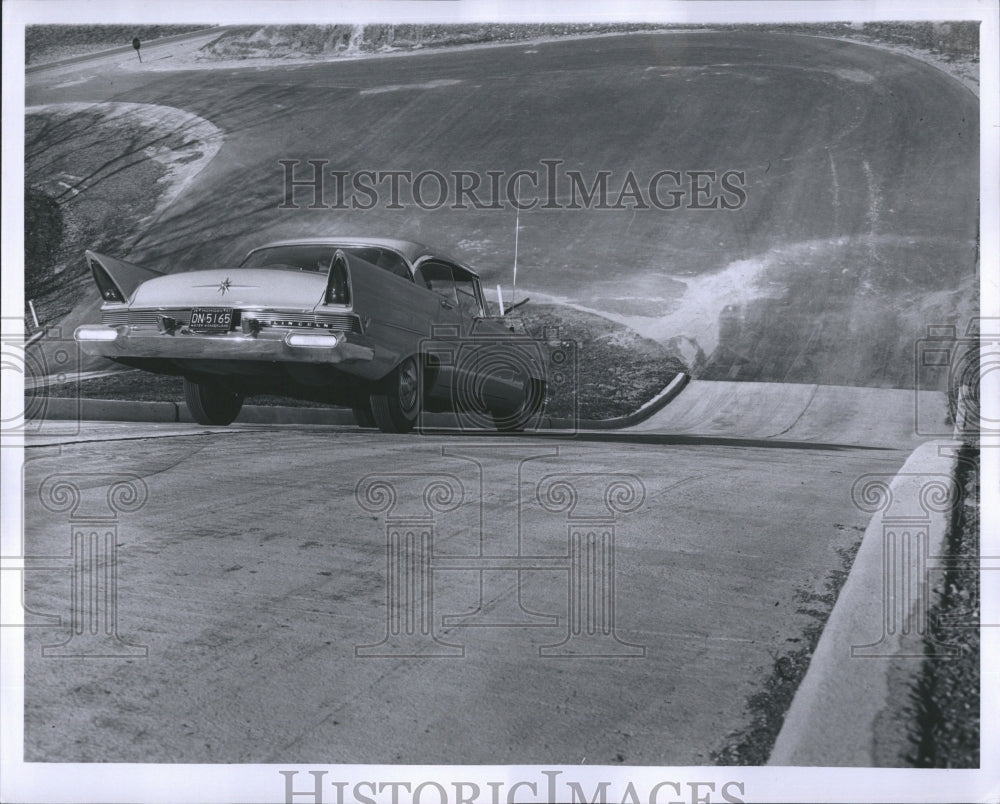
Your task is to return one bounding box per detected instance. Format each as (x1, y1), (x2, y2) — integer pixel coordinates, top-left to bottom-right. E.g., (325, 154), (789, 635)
(512, 202), (520, 300)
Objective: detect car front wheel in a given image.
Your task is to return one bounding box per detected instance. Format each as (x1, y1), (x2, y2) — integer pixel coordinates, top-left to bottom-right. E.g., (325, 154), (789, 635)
(370, 358), (420, 434)
(351, 390), (376, 428)
(183, 377), (244, 426)
(492, 377), (546, 432)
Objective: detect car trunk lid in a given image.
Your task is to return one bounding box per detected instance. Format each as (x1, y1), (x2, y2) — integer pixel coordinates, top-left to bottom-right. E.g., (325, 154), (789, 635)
(129, 268), (327, 310)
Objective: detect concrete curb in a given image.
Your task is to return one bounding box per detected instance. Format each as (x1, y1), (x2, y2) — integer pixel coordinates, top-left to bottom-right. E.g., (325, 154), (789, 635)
(41, 397), (181, 423)
(38, 397), (357, 426)
(564, 371), (690, 430)
(417, 372), (690, 431)
(35, 373), (691, 431)
(229, 406), (355, 426)
(767, 439), (961, 766)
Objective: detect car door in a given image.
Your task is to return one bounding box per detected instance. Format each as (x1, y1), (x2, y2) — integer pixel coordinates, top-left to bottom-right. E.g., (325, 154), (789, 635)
(413, 260), (467, 404)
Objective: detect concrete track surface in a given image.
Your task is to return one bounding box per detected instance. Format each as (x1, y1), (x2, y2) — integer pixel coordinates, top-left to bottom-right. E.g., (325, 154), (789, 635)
(630, 380), (945, 449)
(23, 415), (909, 765)
(19, 376), (941, 764)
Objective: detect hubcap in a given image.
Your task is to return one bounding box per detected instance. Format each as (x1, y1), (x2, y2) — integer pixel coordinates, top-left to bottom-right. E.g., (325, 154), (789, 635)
(398, 361), (418, 414)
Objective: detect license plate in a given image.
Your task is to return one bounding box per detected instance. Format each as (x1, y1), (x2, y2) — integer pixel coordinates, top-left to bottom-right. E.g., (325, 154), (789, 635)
(189, 307), (233, 332)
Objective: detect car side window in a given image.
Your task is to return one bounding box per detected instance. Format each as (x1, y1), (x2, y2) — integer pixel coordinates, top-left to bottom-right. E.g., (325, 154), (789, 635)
(416, 262), (458, 305)
(346, 247), (411, 281)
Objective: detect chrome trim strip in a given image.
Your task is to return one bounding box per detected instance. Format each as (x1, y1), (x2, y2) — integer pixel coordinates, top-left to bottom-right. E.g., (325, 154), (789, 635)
(76, 327), (374, 364)
(102, 307), (362, 332)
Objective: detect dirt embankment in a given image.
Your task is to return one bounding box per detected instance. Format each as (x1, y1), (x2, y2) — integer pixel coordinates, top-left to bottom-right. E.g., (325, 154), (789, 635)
(24, 102), (222, 357)
(26, 25), (211, 65)
(192, 22), (978, 93)
(198, 23), (693, 60)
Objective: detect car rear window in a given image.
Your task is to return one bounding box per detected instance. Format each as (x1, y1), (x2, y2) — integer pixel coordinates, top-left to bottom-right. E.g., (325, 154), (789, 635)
(240, 245), (412, 280)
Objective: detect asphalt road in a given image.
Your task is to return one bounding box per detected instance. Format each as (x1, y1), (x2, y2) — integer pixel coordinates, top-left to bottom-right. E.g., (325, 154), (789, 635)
(22, 422), (906, 764)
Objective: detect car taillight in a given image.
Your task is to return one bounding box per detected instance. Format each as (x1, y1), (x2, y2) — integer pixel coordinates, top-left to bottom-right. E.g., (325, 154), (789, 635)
(324, 250), (351, 305)
(89, 257), (126, 303)
(286, 332), (345, 348)
(75, 325), (119, 341)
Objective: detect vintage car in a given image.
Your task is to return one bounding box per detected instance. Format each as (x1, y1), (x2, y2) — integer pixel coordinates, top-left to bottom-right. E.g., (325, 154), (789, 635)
(74, 238), (548, 432)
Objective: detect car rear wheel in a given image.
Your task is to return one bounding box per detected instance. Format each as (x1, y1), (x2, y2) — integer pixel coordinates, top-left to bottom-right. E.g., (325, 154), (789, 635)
(370, 357), (420, 434)
(183, 377), (244, 426)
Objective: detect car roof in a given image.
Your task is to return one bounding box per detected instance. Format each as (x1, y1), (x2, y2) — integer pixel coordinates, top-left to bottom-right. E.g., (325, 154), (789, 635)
(246, 237), (475, 276)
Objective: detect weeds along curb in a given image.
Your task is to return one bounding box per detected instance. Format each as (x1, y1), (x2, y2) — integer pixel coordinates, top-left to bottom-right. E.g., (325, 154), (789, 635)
(909, 441), (979, 768)
(710, 537), (863, 765)
(767, 439), (961, 766)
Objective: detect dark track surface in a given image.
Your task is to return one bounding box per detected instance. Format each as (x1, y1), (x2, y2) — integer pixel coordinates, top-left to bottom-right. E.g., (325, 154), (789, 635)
(28, 32), (979, 387)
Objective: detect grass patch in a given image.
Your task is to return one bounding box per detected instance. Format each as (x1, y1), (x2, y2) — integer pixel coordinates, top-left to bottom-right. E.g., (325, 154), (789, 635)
(25, 189), (64, 300)
(710, 534), (864, 765)
(909, 442), (980, 767)
(517, 304), (685, 420)
(199, 21), (979, 67)
(711, 443), (981, 767)
(726, 21), (978, 60)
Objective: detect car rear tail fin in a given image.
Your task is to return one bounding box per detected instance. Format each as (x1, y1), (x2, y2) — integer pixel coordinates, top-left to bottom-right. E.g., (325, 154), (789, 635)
(85, 250), (165, 303)
(323, 249), (353, 306)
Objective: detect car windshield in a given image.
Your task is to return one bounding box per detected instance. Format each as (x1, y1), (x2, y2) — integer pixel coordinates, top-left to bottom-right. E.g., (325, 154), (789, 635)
(240, 245), (411, 279)
(455, 276), (484, 318)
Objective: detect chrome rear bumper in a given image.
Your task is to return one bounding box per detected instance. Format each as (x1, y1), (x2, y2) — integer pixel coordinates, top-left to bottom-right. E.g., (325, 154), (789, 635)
(75, 325), (375, 364)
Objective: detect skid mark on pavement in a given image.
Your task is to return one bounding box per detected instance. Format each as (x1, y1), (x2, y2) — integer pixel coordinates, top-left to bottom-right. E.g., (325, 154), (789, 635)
(26, 101), (224, 225)
(360, 78), (464, 95)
